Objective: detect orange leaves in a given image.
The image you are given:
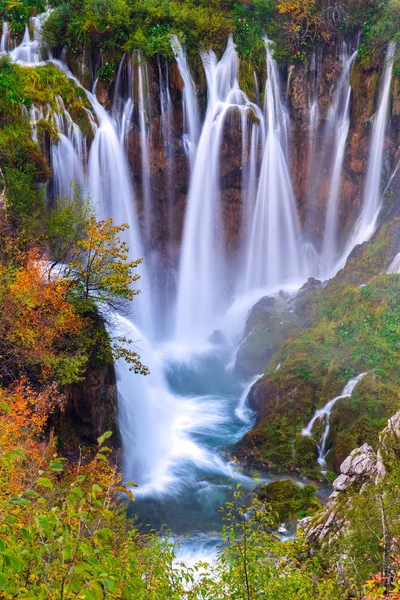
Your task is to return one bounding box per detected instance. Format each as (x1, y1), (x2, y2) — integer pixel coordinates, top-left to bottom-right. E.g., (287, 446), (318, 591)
(0, 378), (63, 497)
(0, 248), (86, 384)
(276, 0), (332, 57)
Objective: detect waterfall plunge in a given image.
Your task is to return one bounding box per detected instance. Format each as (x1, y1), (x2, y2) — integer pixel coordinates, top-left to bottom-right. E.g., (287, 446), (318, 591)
(320, 49), (357, 277)
(340, 43), (395, 265)
(175, 38), (264, 343)
(244, 38), (302, 292)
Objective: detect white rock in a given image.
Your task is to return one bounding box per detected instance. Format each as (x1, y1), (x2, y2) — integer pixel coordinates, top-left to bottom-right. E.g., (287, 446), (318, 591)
(340, 443), (376, 477)
(333, 474), (352, 491)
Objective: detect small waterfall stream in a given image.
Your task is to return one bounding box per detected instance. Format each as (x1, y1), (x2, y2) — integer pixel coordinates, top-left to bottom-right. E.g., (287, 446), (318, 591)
(302, 373), (367, 465)
(340, 42), (396, 266)
(4, 19), (397, 559)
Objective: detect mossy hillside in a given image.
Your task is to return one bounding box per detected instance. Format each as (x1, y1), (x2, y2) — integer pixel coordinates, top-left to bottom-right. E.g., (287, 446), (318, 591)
(236, 224), (400, 478)
(0, 58), (92, 229)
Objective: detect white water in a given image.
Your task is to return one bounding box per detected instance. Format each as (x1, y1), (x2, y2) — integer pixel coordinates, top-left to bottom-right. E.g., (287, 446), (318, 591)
(0, 22), (10, 52)
(302, 373), (367, 465)
(175, 37), (264, 343)
(320, 49), (357, 276)
(9, 13), (49, 64)
(387, 252), (400, 274)
(244, 38), (302, 291)
(171, 35), (200, 165)
(4, 18), (397, 559)
(340, 43), (395, 265)
(136, 52), (153, 244)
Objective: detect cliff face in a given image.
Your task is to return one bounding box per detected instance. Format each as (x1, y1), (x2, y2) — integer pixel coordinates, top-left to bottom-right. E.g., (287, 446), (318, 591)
(59, 43), (400, 271)
(114, 50), (400, 266)
(58, 359), (121, 452)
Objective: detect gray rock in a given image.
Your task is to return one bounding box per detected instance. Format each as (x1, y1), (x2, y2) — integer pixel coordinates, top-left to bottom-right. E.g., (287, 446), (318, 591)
(333, 474), (352, 491)
(340, 444), (376, 477)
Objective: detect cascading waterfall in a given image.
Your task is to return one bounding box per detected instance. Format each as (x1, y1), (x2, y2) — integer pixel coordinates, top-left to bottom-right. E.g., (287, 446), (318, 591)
(302, 373), (367, 465)
(9, 12), (49, 64)
(175, 38), (264, 343)
(244, 38), (302, 292)
(158, 55), (173, 233)
(6, 11), (399, 560)
(171, 35), (200, 165)
(136, 52), (153, 244)
(50, 97), (87, 199)
(0, 22), (10, 52)
(320, 48), (357, 276)
(112, 53), (134, 145)
(341, 42), (395, 261)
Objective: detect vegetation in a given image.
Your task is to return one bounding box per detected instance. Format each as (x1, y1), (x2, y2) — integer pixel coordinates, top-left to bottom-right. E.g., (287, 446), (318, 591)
(237, 223), (400, 477)
(1, 0), (395, 74)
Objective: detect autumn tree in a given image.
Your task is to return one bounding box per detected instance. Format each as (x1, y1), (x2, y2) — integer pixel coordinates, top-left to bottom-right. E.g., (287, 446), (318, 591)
(0, 249), (89, 386)
(66, 217), (142, 314)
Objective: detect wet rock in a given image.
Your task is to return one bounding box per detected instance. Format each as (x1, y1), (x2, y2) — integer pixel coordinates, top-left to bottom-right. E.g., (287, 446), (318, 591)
(59, 360), (120, 450)
(209, 329), (226, 345)
(291, 277), (325, 323)
(235, 295), (300, 378)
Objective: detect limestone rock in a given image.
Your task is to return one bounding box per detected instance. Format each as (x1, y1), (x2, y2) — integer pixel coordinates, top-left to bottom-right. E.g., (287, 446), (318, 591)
(332, 474), (352, 492)
(340, 444), (377, 478)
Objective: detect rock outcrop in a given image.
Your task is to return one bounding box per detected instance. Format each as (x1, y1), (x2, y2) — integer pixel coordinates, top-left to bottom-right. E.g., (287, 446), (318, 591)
(235, 293), (301, 378)
(300, 413), (400, 545)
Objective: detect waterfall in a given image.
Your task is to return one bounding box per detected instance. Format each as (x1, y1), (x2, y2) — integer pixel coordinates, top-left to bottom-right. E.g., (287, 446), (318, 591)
(115, 315), (178, 490)
(171, 35), (200, 165)
(244, 38), (302, 292)
(9, 13), (49, 64)
(50, 97), (87, 200)
(0, 22), (9, 52)
(112, 54), (134, 145)
(158, 56), (173, 234)
(175, 38), (263, 343)
(320, 49), (357, 276)
(136, 52), (153, 244)
(302, 373), (367, 465)
(341, 43), (395, 262)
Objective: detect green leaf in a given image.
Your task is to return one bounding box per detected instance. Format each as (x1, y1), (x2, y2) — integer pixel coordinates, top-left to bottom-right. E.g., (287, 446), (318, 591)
(49, 461), (64, 472)
(97, 431), (113, 445)
(36, 478), (54, 490)
(20, 528), (33, 542)
(0, 402), (10, 414)
(0, 538), (6, 552)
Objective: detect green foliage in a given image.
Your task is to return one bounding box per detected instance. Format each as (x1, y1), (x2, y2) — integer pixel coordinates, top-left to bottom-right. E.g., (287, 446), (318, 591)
(241, 225), (400, 475)
(258, 479), (321, 522)
(42, 0), (232, 60)
(0, 0), (46, 34)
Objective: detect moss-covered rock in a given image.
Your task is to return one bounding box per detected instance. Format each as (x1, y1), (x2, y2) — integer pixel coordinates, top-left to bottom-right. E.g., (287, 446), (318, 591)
(258, 479), (321, 524)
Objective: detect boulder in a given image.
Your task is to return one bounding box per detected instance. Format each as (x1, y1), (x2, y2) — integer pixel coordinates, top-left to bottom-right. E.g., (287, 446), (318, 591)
(235, 295), (300, 378)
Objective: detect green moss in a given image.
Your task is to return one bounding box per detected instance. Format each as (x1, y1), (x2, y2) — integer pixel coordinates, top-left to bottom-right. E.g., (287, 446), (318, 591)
(258, 479), (321, 523)
(0, 57), (92, 226)
(239, 225), (400, 476)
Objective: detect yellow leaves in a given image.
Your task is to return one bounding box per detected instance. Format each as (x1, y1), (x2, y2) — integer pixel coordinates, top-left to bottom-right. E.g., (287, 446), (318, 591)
(0, 248), (87, 384)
